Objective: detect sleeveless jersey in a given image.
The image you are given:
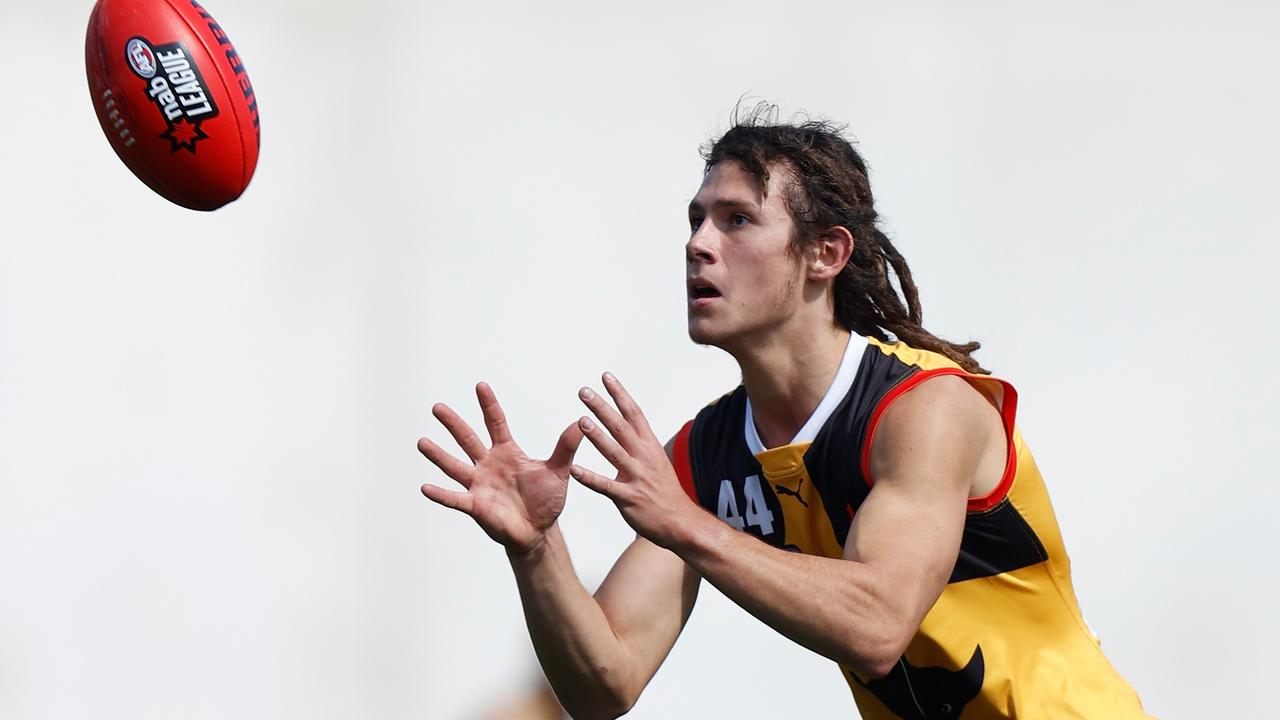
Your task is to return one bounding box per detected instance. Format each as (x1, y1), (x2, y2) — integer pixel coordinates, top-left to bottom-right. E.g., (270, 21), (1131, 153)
(671, 336), (1150, 719)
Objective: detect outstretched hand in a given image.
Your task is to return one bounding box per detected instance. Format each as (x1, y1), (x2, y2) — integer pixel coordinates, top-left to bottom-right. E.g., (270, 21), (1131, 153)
(419, 382), (584, 556)
(570, 373), (701, 550)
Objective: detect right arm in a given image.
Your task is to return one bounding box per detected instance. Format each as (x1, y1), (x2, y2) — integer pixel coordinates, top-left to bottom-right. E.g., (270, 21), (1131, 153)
(418, 383), (698, 719)
(511, 529), (699, 719)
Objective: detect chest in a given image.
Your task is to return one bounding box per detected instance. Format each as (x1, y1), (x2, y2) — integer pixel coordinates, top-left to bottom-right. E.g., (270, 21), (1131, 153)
(691, 437), (865, 558)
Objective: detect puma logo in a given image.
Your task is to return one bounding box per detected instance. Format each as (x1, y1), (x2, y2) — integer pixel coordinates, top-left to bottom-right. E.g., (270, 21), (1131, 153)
(851, 645), (984, 720)
(773, 476), (808, 507)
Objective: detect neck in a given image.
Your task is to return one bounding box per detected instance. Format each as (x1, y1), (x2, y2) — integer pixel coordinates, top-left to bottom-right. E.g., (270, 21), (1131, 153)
(731, 320), (852, 450)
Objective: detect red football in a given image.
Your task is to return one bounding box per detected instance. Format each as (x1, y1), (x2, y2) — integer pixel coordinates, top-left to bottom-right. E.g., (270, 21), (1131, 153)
(85, 0), (260, 211)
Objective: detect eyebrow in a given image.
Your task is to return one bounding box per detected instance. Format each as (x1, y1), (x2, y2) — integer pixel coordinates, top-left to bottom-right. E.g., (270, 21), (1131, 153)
(687, 198), (759, 215)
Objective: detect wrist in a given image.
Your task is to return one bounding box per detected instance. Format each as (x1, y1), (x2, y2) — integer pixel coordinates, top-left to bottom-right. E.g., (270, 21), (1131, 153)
(506, 524), (559, 566)
(666, 504), (741, 581)
(662, 502), (722, 557)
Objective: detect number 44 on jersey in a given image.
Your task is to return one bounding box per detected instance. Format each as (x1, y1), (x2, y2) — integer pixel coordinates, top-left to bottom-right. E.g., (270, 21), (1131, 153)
(716, 475), (775, 535)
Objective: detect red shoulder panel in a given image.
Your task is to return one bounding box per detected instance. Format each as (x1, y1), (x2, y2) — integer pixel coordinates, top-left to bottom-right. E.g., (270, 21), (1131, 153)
(672, 419), (696, 502)
(858, 369), (1019, 513)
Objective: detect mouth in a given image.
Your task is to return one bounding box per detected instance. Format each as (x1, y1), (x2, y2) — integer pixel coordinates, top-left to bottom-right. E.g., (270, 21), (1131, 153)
(688, 280), (721, 307)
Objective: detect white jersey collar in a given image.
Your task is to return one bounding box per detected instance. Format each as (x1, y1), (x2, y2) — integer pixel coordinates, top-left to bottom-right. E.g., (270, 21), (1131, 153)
(744, 333), (861, 454)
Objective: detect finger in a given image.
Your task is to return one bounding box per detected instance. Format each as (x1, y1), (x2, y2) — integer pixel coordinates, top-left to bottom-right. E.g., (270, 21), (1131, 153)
(420, 483), (475, 515)
(432, 402), (487, 462)
(476, 382), (514, 446)
(546, 422), (584, 474)
(579, 386), (636, 451)
(417, 437), (475, 488)
(579, 415), (636, 473)
(570, 464), (626, 501)
(602, 372), (654, 438)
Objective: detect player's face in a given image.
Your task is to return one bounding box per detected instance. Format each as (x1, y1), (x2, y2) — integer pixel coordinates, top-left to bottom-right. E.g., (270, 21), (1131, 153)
(685, 161), (808, 351)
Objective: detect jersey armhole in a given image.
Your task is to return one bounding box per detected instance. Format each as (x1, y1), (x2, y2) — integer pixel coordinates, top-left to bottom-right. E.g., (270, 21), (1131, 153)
(672, 419), (696, 503)
(858, 368), (1020, 512)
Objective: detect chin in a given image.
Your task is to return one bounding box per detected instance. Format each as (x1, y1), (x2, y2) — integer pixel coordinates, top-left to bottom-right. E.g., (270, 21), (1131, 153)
(687, 318), (722, 347)
(687, 317), (738, 350)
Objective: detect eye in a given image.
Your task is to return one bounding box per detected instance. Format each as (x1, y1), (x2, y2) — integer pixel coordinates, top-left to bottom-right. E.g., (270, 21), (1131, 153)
(731, 213), (750, 227)
(689, 216), (704, 232)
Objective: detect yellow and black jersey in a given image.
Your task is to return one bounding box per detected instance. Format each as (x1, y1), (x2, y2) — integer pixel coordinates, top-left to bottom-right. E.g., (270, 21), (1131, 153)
(671, 336), (1150, 719)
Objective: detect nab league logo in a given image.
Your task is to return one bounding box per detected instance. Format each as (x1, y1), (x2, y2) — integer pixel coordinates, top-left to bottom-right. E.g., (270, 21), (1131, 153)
(124, 36), (219, 153)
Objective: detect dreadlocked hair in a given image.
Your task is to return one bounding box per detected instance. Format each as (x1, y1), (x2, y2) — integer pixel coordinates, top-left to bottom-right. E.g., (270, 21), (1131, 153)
(702, 103), (988, 374)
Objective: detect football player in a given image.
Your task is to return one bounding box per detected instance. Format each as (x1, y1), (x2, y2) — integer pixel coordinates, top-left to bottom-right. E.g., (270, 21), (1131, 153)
(419, 109), (1150, 719)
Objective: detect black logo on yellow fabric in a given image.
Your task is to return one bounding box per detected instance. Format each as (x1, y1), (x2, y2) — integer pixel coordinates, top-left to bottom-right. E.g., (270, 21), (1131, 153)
(851, 645), (984, 719)
(773, 476), (808, 507)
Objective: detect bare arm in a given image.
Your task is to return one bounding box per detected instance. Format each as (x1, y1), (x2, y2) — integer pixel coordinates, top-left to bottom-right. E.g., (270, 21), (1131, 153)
(418, 385), (698, 719)
(510, 528), (698, 718)
(572, 373), (1004, 678)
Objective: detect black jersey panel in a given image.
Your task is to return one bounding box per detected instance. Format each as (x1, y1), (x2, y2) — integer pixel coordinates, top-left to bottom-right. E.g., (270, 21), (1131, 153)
(804, 343), (918, 542)
(688, 387), (790, 546)
(949, 498), (1050, 583)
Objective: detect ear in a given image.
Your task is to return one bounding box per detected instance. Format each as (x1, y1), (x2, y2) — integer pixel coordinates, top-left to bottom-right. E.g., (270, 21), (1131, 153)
(806, 226), (854, 281)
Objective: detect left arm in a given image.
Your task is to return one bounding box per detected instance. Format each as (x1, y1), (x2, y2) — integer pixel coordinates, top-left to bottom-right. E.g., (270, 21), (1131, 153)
(571, 373), (1004, 679)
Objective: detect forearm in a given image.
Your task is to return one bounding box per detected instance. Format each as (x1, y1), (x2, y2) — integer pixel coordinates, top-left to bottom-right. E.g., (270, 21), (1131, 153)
(670, 516), (907, 677)
(508, 524), (635, 718)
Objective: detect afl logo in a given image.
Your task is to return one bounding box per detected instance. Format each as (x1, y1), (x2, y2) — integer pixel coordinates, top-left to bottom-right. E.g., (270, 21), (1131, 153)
(125, 38), (156, 79)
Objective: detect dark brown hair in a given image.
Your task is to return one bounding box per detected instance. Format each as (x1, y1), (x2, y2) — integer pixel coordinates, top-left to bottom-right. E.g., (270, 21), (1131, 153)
(702, 103), (987, 374)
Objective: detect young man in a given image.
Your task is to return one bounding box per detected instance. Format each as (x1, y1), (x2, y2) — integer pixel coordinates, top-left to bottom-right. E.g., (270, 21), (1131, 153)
(419, 115), (1151, 719)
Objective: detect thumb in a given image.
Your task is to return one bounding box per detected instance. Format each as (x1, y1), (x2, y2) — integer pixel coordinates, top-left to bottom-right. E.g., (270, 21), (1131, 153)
(546, 421), (585, 473)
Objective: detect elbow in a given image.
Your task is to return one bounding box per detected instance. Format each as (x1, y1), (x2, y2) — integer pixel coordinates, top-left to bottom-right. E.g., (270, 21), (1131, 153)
(562, 696), (635, 720)
(859, 652), (902, 682)
(835, 578), (923, 680)
(557, 675), (640, 720)
(839, 624), (914, 681)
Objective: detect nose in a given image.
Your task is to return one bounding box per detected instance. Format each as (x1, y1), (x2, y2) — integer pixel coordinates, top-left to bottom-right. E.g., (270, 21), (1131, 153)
(686, 223), (717, 265)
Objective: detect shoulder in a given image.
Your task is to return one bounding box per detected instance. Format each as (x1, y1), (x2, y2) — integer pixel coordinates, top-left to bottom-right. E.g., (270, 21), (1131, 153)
(882, 374), (994, 423)
(868, 374), (1005, 489)
(662, 427), (685, 462)
(664, 419), (698, 502)
(675, 385), (748, 456)
(662, 385), (743, 501)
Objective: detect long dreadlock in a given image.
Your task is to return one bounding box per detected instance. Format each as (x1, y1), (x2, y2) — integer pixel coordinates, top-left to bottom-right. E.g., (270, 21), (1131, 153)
(702, 104), (987, 374)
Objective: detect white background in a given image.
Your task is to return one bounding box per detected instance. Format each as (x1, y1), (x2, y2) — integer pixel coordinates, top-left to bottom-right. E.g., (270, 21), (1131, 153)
(2, 0), (1277, 717)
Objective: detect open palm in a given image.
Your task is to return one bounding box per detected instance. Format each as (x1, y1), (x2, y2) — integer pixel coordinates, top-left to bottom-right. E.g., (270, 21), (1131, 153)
(418, 383), (583, 555)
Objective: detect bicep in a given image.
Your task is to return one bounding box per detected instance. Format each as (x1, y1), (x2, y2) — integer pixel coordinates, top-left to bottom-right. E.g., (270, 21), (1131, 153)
(842, 375), (1001, 626)
(841, 468), (968, 626)
(594, 536), (700, 688)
